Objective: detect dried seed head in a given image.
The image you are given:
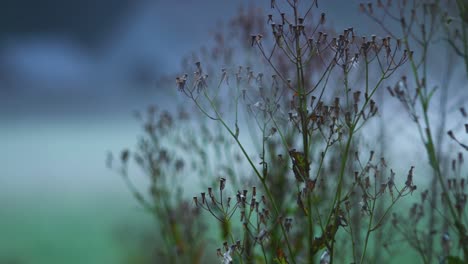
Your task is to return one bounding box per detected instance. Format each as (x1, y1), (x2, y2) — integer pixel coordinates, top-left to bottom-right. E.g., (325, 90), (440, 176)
(322, 33), (328, 42)
(220, 177), (226, 191)
(121, 149), (129, 163)
(377, 0), (383, 7)
(388, 169), (395, 190)
(461, 107), (467, 117)
(359, 3), (366, 12)
(201, 192), (206, 204)
(447, 130), (455, 140)
(345, 112), (352, 126)
(250, 198), (256, 211)
(353, 91), (361, 104)
(381, 157), (387, 167)
(365, 176), (371, 189)
(405, 166), (415, 190)
(401, 17), (406, 27)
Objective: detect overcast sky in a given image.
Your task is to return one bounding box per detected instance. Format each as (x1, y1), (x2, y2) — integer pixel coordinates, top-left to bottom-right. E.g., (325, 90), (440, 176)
(0, 0), (249, 119)
(0, 0), (383, 119)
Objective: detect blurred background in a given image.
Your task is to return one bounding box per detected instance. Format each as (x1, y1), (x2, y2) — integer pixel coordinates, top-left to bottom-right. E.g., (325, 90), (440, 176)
(0, 1), (247, 263)
(0, 0), (274, 263)
(0, 0), (463, 263)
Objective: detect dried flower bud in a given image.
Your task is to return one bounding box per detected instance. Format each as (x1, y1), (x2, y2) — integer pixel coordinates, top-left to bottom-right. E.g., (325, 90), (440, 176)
(201, 192), (206, 204)
(353, 91), (361, 103)
(388, 169), (395, 190)
(251, 35), (257, 47)
(367, 3), (373, 14)
(220, 177), (226, 191)
(365, 176), (371, 189)
(401, 17), (406, 27)
(345, 112), (352, 126)
(359, 3), (366, 12)
(405, 166), (415, 189)
(460, 107), (467, 118)
(121, 149), (129, 163)
(250, 199), (256, 211)
(447, 130), (455, 140)
(381, 157), (387, 167)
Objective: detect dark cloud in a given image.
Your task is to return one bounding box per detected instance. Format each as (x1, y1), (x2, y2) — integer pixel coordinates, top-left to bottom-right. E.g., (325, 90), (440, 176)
(0, 0), (141, 51)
